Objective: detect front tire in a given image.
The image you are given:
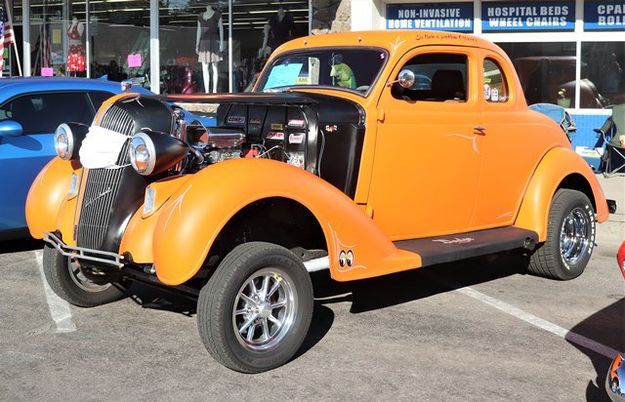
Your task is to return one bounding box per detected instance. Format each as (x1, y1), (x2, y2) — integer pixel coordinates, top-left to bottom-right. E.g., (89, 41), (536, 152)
(197, 242), (314, 373)
(42, 245), (126, 307)
(527, 189), (596, 280)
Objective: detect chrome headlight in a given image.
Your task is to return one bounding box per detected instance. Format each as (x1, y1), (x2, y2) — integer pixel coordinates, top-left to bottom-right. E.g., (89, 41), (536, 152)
(54, 124), (72, 160)
(129, 130), (188, 176)
(54, 123), (89, 161)
(129, 133), (155, 175)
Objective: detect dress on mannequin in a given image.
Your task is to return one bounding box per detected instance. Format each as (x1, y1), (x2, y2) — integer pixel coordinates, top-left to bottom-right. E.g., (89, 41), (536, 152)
(259, 8), (294, 58)
(196, 7), (223, 93)
(267, 9), (294, 49)
(67, 19), (86, 74)
(197, 9), (222, 64)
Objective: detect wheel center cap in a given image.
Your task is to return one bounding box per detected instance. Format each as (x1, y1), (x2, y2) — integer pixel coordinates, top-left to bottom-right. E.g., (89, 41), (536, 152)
(258, 303), (272, 319)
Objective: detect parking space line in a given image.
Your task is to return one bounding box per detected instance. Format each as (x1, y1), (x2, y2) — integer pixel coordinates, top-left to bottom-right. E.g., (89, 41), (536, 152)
(34, 251), (77, 333)
(453, 285), (619, 359)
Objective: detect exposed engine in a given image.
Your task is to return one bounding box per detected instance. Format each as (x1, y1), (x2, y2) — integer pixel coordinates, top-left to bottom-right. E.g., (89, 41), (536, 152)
(170, 100), (316, 175)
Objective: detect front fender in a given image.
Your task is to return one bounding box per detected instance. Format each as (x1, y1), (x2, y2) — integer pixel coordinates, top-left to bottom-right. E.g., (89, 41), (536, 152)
(25, 157), (77, 239)
(515, 147), (608, 241)
(152, 158), (420, 285)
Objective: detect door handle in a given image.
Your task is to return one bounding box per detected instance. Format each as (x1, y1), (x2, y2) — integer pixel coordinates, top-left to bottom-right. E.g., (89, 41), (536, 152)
(474, 125), (487, 135)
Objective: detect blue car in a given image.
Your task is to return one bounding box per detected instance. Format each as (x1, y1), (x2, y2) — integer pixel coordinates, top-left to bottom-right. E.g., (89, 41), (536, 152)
(0, 78), (151, 240)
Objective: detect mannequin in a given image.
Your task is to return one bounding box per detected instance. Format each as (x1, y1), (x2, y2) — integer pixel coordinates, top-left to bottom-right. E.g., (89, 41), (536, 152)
(195, 5), (224, 93)
(259, 7), (294, 57)
(67, 16), (86, 76)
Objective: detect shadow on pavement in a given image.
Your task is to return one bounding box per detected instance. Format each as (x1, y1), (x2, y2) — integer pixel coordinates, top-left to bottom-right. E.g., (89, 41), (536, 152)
(104, 249), (529, 366)
(0, 237), (43, 255)
(122, 280), (336, 359)
(567, 298), (625, 402)
(313, 250), (528, 314)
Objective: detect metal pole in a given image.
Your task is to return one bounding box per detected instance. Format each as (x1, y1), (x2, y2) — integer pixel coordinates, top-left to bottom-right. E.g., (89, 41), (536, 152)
(228, 0), (232, 93)
(21, 0), (29, 76)
(150, 0), (159, 93)
(85, 0), (90, 78)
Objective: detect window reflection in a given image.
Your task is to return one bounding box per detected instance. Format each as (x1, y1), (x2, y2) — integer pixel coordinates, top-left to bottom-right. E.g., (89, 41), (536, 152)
(497, 42), (585, 107)
(582, 42), (625, 108)
(90, 0), (150, 85)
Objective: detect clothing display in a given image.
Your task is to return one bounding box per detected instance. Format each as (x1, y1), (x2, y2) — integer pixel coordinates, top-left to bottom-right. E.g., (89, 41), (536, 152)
(267, 12), (294, 49)
(67, 23), (86, 72)
(197, 10), (223, 64)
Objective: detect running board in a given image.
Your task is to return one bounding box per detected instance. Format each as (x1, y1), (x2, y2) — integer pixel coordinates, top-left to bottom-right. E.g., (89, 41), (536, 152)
(394, 227), (538, 267)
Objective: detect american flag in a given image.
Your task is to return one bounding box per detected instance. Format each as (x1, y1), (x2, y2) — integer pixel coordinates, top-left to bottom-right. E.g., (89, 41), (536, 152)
(0, 0), (15, 70)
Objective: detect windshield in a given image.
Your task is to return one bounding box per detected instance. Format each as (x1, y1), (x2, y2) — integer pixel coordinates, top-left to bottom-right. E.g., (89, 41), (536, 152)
(256, 48), (388, 95)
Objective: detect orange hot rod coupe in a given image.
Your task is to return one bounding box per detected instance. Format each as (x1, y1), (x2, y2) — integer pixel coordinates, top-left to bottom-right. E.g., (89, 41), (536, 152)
(26, 31), (616, 373)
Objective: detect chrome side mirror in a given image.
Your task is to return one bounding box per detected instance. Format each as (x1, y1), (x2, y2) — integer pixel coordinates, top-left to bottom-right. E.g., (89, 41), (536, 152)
(397, 69), (416, 89)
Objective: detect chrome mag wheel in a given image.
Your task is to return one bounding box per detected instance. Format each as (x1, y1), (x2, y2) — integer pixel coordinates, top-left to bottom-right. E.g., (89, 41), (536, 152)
(232, 268), (297, 352)
(67, 258), (112, 293)
(559, 207), (591, 266)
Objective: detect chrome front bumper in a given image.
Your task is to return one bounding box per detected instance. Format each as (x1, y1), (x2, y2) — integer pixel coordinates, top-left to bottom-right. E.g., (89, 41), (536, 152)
(44, 232), (125, 268)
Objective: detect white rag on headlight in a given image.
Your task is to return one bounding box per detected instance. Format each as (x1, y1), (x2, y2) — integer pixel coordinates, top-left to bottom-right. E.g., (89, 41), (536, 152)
(79, 126), (130, 169)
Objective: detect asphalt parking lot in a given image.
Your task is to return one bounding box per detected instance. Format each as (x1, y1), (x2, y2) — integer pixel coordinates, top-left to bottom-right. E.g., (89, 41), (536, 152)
(1, 176), (624, 401)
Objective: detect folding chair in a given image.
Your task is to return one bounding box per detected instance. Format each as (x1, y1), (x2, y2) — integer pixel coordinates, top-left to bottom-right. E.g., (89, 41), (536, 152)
(595, 104), (625, 177)
(528, 103), (576, 142)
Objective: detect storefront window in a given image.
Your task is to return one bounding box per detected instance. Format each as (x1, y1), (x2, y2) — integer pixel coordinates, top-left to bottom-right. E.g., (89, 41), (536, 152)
(160, 0), (230, 94)
(28, 0), (86, 77)
(232, 0), (309, 93)
(497, 42), (576, 107)
(90, 0), (150, 84)
(581, 42), (625, 108)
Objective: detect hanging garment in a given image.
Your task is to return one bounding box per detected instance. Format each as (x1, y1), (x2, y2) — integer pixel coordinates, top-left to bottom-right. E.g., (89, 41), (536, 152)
(67, 24), (85, 72)
(198, 10), (223, 64)
(268, 12), (295, 49)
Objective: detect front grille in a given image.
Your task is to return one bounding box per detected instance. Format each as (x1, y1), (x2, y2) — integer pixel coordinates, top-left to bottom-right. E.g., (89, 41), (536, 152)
(76, 105), (135, 249)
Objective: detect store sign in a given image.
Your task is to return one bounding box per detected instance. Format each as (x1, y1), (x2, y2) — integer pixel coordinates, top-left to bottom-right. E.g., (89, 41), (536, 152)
(386, 3), (474, 33)
(585, 1), (625, 31)
(482, 1), (574, 32)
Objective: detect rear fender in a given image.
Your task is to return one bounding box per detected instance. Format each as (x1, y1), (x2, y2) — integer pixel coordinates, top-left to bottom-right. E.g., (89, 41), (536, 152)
(153, 158), (420, 285)
(26, 157), (78, 240)
(515, 147), (608, 241)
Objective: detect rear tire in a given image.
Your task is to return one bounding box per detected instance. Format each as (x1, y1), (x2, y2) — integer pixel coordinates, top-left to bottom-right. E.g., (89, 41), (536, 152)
(527, 189), (596, 280)
(197, 242), (313, 373)
(42, 245), (126, 307)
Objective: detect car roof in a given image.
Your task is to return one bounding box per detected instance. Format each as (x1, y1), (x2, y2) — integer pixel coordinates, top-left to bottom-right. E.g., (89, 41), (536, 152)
(275, 30), (503, 57)
(0, 77), (150, 100)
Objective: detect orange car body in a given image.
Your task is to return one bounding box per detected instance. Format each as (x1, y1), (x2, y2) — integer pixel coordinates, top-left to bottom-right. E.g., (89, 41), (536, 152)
(26, 31), (608, 286)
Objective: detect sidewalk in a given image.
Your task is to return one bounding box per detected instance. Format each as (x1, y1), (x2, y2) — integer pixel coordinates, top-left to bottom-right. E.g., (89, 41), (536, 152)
(596, 174), (625, 247)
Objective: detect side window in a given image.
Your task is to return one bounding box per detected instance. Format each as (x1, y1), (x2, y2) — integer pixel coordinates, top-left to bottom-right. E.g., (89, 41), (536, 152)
(0, 92), (93, 135)
(483, 58), (509, 103)
(89, 91), (114, 112)
(391, 53), (468, 102)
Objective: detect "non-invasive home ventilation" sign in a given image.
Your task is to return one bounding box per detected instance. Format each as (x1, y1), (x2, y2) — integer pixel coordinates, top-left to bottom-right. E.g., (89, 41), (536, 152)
(386, 2), (474, 32)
